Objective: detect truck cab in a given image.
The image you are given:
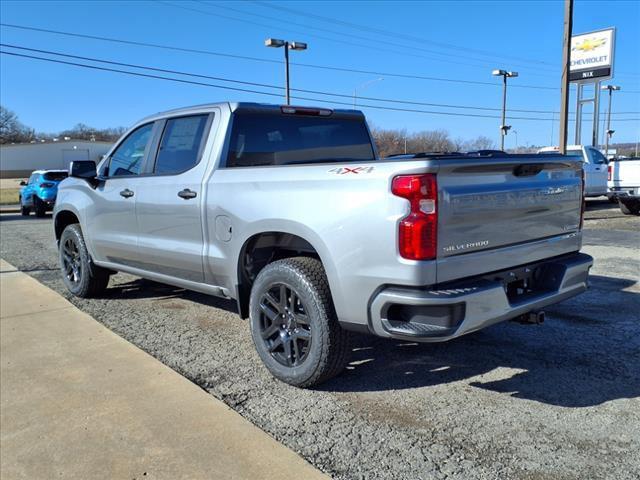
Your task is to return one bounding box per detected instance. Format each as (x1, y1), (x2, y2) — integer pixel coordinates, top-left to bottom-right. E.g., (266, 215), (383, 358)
(538, 145), (608, 197)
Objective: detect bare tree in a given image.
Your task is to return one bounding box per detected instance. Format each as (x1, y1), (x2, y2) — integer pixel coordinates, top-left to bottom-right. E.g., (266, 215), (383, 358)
(370, 126), (407, 157)
(0, 105), (34, 144)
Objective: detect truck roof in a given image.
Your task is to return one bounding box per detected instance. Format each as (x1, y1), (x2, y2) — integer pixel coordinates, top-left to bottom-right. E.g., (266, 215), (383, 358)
(140, 102), (364, 123)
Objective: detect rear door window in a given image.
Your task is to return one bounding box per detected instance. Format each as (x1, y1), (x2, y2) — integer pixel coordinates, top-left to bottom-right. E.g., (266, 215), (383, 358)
(154, 114), (209, 175)
(227, 112), (375, 167)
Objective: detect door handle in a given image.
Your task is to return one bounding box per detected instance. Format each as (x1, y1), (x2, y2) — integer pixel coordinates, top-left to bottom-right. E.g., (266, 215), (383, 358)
(119, 189), (134, 198)
(178, 189), (197, 200)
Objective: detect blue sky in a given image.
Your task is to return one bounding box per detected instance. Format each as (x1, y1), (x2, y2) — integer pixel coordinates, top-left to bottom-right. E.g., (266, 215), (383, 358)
(1, 0), (638, 148)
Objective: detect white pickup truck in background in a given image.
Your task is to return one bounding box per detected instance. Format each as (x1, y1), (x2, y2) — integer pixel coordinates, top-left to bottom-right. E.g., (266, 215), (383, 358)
(608, 157), (640, 215)
(539, 145), (608, 197)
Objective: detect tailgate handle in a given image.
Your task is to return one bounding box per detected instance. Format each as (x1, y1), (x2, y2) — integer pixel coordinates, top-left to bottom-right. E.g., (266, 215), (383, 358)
(514, 164), (543, 177)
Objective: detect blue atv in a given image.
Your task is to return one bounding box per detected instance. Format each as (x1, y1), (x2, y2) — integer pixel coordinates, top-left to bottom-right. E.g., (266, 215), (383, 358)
(19, 170), (68, 217)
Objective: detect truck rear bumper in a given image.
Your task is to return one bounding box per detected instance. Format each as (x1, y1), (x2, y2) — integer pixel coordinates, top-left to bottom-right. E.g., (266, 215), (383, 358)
(368, 253), (593, 342)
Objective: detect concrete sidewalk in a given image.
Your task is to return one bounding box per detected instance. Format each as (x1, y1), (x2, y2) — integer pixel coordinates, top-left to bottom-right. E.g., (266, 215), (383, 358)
(0, 259), (328, 480)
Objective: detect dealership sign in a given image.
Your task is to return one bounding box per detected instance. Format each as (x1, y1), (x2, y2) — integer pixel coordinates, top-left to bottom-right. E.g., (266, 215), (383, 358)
(570, 28), (615, 82)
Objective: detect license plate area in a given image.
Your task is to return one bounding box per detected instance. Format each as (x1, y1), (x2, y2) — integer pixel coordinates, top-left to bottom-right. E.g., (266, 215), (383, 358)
(486, 262), (565, 304)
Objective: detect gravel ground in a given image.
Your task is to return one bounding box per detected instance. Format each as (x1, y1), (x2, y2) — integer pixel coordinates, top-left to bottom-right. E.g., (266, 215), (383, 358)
(1, 198), (639, 480)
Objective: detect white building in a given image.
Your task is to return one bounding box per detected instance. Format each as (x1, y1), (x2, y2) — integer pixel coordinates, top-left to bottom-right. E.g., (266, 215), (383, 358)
(0, 139), (112, 178)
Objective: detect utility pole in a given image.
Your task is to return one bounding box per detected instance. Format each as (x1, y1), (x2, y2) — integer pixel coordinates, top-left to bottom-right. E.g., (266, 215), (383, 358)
(265, 38), (308, 105)
(492, 69), (518, 150)
(559, 0), (573, 154)
(602, 85), (621, 159)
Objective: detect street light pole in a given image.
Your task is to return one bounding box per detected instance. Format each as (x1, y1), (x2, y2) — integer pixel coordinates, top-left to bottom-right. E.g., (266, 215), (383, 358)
(353, 77), (384, 108)
(601, 85), (621, 159)
(492, 69), (518, 150)
(284, 41), (290, 105)
(265, 38), (308, 105)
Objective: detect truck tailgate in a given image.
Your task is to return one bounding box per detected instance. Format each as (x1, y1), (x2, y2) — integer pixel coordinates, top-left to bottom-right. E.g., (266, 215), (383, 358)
(436, 156), (582, 280)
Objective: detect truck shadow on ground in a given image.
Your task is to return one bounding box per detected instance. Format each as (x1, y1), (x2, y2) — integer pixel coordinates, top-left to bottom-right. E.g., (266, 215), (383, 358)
(320, 274), (639, 408)
(585, 198), (616, 212)
(105, 277), (239, 312)
(99, 274), (639, 408)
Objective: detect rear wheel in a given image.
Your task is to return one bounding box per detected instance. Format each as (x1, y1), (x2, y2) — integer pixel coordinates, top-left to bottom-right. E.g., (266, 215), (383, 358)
(59, 223), (110, 297)
(19, 196), (30, 216)
(619, 198), (640, 216)
(34, 197), (46, 217)
(249, 257), (352, 388)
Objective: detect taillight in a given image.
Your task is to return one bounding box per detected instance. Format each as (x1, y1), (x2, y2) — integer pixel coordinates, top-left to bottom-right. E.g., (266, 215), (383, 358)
(391, 174), (437, 260)
(580, 167), (585, 230)
(607, 165), (612, 181)
(39, 182), (54, 188)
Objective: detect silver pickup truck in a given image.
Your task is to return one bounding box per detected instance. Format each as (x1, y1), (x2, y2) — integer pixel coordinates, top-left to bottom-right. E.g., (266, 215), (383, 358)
(54, 102), (593, 387)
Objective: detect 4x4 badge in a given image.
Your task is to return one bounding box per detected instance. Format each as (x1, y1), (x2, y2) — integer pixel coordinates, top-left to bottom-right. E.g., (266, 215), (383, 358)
(328, 166), (375, 175)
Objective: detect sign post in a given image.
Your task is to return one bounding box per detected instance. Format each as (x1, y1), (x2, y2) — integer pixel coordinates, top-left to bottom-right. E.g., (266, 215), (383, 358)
(570, 28), (615, 147)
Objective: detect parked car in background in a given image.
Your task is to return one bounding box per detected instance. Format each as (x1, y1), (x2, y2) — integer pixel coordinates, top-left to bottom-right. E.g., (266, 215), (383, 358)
(53, 102), (592, 387)
(608, 157), (640, 215)
(538, 145), (608, 197)
(19, 170), (68, 217)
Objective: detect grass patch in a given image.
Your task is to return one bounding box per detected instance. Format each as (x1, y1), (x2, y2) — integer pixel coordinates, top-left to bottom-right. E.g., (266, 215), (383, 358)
(0, 188), (20, 205)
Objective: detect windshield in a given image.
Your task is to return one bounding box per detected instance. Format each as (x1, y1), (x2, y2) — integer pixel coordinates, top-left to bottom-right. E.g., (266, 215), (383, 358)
(227, 113), (375, 167)
(43, 171), (68, 181)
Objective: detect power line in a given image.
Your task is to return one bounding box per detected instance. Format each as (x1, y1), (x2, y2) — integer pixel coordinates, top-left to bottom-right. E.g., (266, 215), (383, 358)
(2, 50), (638, 123)
(2, 22), (638, 94)
(251, 0), (556, 67)
(186, 0), (559, 76)
(0, 22), (562, 92)
(252, 1), (640, 79)
(3, 43), (637, 117)
(160, 0), (550, 75)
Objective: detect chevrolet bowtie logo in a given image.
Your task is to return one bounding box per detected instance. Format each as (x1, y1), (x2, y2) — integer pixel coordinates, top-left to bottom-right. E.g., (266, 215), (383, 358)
(573, 37), (607, 52)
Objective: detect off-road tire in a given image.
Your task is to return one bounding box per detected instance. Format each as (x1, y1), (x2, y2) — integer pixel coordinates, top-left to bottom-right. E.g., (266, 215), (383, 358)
(249, 257), (352, 388)
(619, 198), (640, 216)
(59, 223), (110, 297)
(34, 196), (46, 217)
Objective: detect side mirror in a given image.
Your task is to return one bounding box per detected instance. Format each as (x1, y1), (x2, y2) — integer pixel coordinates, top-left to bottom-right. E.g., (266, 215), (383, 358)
(69, 160), (97, 179)
(19, 180), (27, 186)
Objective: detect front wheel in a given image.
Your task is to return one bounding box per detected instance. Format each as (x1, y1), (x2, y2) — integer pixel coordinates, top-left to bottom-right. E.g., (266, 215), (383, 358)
(59, 223), (110, 297)
(249, 257), (352, 388)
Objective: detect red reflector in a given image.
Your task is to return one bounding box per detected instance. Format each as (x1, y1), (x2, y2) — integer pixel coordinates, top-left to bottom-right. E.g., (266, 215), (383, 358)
(392, 174), (437, 260)
(607, 165), (612, 181)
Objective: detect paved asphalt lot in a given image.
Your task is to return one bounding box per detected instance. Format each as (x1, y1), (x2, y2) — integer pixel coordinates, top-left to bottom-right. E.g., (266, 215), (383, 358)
(1, 199), (638, 480)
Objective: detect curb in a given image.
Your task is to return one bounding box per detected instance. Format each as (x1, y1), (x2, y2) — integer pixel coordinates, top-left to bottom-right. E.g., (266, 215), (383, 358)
(0, 205), (21, 214)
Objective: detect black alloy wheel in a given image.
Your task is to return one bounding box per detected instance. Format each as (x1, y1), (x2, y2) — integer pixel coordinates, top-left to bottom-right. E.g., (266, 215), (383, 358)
(58, 223), (110, 297)
(258, 283), (312, 367)
(61, 236), (82, 286)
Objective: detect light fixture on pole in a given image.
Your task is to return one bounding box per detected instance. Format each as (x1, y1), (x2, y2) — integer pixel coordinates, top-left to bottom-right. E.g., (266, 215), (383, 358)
(353, 77), (384, 108)
(601, 84), (621, 159)
(265, 38), (307, 105)
(492, 69), (518, 150)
